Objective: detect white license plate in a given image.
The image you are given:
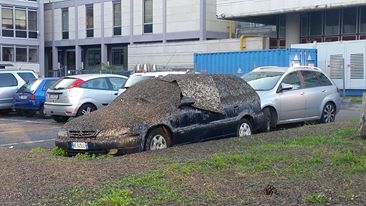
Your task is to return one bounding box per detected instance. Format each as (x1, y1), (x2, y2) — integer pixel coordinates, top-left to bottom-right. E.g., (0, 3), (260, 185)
(19, 95), (28, 100)
(49, 94), (59, 100)
(71, 142), (88, 150)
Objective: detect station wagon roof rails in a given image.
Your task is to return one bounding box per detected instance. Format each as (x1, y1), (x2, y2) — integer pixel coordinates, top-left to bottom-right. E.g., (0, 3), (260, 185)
(290, 66), (322, 71)
(252, 66), (284, 72)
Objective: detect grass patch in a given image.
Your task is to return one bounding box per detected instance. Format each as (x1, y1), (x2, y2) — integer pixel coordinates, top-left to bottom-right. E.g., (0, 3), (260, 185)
(51, 146), (68, 157)
(305, 193), (331, 204)
(31, 147), (46, 155)
(67, 127), (365, 205)
(344, 96), (363, 104)
(74, 153), (112, 161)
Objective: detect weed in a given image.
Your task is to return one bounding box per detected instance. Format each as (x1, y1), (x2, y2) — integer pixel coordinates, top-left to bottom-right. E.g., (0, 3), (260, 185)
(31, 147), (46, 155)
(305, 193), (330, 204)
(74, 153), (111, 160)
(92, 189), (136, 206)
(51, 146), (68, 157)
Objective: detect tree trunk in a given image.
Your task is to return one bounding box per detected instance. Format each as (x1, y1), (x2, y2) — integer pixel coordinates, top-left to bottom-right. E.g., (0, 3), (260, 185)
(358, 93), (366, 139)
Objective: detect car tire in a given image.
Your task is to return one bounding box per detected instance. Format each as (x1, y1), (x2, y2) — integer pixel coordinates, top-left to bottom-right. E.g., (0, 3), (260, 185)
(24, 110), (36, 118)
(145, 127), (171, 151)
(76, 104), (97, 117)
(260, 108), (272, 133)
(39, 105), (46, 118)
(52, 115), (70, 123)
(320, 102), (336, 123)
(236, 118), (253, 137)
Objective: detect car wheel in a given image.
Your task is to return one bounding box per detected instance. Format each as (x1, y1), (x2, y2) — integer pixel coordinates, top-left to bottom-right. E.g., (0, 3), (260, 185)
(52, 115), (70, 123)
(320, 103), (336, 123)
(39, 105), (46, 118)
(236, 118), (253, 137)
(24, 110), (36, 118)
(76, 104), (97, 117)
(145, 127), (171, 151)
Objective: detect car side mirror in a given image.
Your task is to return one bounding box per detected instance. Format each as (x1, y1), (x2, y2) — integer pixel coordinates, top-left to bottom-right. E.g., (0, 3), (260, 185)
(278, 83), (293, 93)
(179, 97), (195, 108)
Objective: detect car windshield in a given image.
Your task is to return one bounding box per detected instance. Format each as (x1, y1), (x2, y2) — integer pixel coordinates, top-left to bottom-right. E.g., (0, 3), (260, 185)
(18, 79), (41, 94)
(242, 71), (284, 91)
(124, 75), (154, 88)
(17, 72), (36, 82)
(50, 77), (76, 90)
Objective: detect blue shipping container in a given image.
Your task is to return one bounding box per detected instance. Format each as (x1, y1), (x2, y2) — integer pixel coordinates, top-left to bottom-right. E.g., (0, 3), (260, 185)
(194, 48), (317, 76)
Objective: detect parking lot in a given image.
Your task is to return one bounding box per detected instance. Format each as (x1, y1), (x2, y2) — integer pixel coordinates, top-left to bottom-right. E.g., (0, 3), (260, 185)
(0, 101), (361, 150)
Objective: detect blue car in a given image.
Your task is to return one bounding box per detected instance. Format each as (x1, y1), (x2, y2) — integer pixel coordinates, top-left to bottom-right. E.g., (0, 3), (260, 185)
(14, 78), (59, 117)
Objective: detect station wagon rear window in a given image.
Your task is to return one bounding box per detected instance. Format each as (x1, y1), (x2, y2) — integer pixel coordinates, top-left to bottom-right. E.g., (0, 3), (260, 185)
(243, 71), (284, 91)
(17, 72), (36, 83)
(50, 77), (76, 90)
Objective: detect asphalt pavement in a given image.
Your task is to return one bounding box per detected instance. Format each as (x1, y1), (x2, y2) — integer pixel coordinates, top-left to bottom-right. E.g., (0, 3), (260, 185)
(0, 101), (362, 150)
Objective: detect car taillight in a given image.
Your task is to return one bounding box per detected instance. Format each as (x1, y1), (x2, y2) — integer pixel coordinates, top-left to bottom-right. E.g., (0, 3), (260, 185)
(68, 79), (85, 89)
(31, 94), (35, 100)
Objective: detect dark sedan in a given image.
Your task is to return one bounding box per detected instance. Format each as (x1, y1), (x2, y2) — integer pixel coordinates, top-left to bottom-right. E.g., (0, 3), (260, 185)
(56, 74), (264, 155)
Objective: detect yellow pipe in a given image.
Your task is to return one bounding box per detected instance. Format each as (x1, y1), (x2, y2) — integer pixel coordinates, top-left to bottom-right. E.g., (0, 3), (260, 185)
(240, 34), (257, 51)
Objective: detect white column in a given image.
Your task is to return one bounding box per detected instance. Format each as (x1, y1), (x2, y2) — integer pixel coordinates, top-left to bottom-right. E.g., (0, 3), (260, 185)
(285, 13), (300, 48)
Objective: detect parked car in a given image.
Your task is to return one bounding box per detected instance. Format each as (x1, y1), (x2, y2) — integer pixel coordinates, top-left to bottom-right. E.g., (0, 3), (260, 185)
(118, 71), (192, 95)
(44, 74), (128, 123)
(14, 77), (59, 117)
(55, 74), (264, 155)
(0, 69), (38, 113)
(242, 66), (341, 132)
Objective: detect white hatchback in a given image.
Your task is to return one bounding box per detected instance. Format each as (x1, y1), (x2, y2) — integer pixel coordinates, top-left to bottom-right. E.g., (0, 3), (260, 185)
(44, 74), (127, 123)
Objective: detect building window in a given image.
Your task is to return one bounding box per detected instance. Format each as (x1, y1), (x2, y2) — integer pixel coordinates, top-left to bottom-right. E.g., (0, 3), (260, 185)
(28, 10), (37, 38)
(2, 8), (14, 37)
(86, 4), (94, 38)
(86, 49), (101, 67)
(111, 48), (124, 66)
(16, 47), (27, 62)
(300, 14), (308, 37)
(28, 47), (38, 63)
(62, 8), (69, 39)
(361, 7), (366, 33)
(309, 11), (323, 36)
(325, 9), (340, 35)
(113, 0), (122, 35)
(277, 15), (286, 38)
(2, 47), (14, 62)
(343, 8), (357, 34)
(143, 0), (153, 33)
(15, 9), (27, 38)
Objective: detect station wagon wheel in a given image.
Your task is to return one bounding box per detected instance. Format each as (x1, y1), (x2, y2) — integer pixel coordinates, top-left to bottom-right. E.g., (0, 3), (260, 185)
(237, 118), (253, 137)
(260, 108), (272, 133)
(145, 127), (171, 151)
(76, 104), (97, 117)
(320, 103), (336, 123)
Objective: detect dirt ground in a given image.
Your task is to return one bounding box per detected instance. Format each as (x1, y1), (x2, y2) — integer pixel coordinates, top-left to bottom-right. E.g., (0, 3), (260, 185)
(0, 120), (364, 206)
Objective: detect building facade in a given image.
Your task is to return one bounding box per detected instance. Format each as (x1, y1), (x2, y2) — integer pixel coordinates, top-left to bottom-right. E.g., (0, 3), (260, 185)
(44, 0), (229, 75)
(0, 0), (44, 75)
(217, 0), (366, 48)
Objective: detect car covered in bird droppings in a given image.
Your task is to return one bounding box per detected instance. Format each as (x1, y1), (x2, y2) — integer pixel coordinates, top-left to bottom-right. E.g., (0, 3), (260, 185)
(55, 74), (264, 155)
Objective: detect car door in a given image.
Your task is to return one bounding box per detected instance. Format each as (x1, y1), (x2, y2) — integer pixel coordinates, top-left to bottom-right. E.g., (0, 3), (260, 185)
(107, 77), (127, 100)
(80, 78), (114, 107)
(301, 71), (333, 118)
(0, 73), (19, 108)
(277, 71), (306, 122)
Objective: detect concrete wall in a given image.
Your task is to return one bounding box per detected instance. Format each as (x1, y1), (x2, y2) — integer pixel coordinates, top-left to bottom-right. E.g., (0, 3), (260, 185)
(128, 37), (269, 70)
(69, 7), (76, 40)
(206, 0), (228, 33)
(78, 5), (86, 39)
(122, 0), (131, 36)
(217, 0), (366, 18)
(166, 0), (200, 33)
(104, 1), (113, 38)
(44, 10), (53, 42)
(54, 9), (62, 41)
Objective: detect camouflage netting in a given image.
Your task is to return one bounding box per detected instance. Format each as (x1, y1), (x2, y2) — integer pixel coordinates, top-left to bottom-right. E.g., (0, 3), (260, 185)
(62, 74), (260, 135)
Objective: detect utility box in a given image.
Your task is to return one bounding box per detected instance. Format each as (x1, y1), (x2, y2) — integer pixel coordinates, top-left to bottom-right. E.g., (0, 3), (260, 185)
(194, 48), (317, 76)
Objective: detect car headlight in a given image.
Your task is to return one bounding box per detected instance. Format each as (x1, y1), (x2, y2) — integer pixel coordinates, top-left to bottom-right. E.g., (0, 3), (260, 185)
(97, 128), (131, 138)
(57, 129), (68, 138)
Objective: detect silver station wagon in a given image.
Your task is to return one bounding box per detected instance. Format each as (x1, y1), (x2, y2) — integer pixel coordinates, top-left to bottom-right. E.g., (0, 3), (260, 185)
(44, 74), (127, 123)
(243, 66), (341, 132)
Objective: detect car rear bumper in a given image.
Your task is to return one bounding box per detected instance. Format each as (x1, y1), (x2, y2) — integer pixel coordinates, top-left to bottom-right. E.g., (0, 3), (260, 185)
(14, 101), (40, 110)
(55, 135), (143, 155)
(44, 103), (77, 117)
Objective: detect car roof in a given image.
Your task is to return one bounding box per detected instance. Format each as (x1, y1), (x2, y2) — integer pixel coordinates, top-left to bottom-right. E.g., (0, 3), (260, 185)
(0, 69), (36, 73)
(252, 66), (323, 73)
(65, 73), (128, 81)
(130, 71), (189, 77)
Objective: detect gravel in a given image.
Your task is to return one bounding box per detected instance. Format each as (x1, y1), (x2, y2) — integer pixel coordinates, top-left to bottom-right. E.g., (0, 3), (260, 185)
(0, 120), (360, 205)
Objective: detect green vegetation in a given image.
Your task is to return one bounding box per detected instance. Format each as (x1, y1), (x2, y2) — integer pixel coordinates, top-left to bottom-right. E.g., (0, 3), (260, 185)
(51, 146), (68, 157)
(74, 153), (111, 161)
(66, 127), (365, 206)
(344, 96), (363, 104)
(31, 147), (46, 155)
